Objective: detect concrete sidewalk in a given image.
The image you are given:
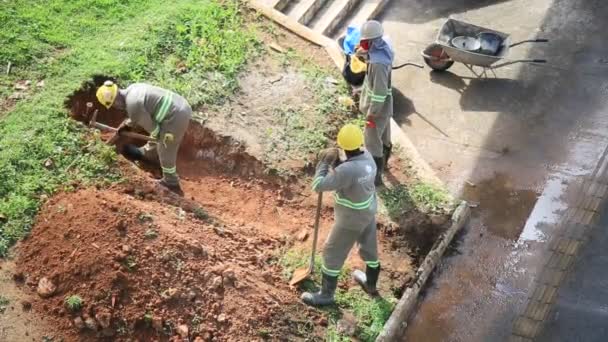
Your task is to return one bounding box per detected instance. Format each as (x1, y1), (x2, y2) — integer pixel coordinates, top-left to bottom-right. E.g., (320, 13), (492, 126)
(536, 202), (608, 342)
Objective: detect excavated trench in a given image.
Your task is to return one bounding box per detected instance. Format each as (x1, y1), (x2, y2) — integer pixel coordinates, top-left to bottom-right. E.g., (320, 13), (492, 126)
(66, 77), (272, 182)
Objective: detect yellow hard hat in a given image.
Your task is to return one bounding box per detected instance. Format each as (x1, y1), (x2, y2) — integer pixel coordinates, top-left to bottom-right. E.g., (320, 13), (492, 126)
(96, 80), (118, 109)
(337, 124), (364, 151)
(350, 55), (367, 74)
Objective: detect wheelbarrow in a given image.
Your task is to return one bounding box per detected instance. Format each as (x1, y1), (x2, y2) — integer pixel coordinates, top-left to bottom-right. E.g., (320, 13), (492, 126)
(422, 18), (548, 75)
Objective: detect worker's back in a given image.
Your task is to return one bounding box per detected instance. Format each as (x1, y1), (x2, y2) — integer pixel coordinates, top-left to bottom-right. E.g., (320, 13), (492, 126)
(123, 83), (189, 133)
(333, 151), (377, 217)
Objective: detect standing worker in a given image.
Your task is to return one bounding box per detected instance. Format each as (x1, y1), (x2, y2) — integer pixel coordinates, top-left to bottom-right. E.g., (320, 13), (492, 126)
(96, 81), (192, 195)
(301, 124), (381, 306)
(358, 20), (394, 186)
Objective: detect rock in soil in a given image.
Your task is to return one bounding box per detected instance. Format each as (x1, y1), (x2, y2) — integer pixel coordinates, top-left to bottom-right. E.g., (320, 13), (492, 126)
(37, 277), (56, 298)
(337, 312), (357, 336)
(95, 310), (112, 329)
(73, 317), (86, 330)
(176, 324), (189, 338)
(296, 229), (309, 242)
(84, 316), (99, 331)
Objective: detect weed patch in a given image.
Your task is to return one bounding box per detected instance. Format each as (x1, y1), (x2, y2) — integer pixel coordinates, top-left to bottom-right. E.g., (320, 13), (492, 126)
(380, 182), (453, 220)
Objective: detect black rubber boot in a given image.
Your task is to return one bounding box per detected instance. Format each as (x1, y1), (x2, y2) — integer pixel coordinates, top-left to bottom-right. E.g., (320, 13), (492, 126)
(353, 265), (380, 296)
(383, 144), (393, 169)
(301, 273), (338, 307)
(157, 179), (184, 197)
(122, 144), (144, 161)
(373, 157), (385, 187)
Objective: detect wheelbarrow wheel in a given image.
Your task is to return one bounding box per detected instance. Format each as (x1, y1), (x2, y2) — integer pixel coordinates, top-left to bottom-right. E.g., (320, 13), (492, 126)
(422, 43), (454, 72)
(423, 57), (454, 71)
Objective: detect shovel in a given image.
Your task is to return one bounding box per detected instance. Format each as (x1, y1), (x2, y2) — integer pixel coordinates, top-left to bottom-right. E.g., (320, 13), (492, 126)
(85, 102), (155, 145)
(289, 192), (323, 286)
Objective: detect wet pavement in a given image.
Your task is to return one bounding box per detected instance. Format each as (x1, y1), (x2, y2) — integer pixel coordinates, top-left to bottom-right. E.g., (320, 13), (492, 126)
(378, 0), (608, 341)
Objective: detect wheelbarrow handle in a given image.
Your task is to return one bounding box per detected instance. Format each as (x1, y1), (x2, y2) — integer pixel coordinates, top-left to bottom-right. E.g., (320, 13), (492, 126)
(532, 59), (547, 63)
(393, 62), (425, 70)
(509, 38), (549, 48)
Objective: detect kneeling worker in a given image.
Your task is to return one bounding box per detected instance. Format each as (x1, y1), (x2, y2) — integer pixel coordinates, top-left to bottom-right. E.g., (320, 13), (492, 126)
(301, 124), (381, 306)
(96, 81), (192, 195)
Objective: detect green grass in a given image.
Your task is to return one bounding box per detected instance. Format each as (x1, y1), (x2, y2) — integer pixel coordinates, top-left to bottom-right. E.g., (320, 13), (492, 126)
(0, 0), (257, 256)
(379, 182), (453, 220)
(278, 247), (394, 341)
(64, 295), (83, 312)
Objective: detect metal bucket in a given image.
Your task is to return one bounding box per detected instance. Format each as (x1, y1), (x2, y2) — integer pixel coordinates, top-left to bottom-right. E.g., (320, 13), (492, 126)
(478, 32), (502, 55)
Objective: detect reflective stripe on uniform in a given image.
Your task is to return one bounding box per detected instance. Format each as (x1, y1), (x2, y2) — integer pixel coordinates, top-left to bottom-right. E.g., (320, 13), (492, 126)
(162, 166), (177, 175)
(154, 93), (173, 122)
(151, 92), (174, 138)
(363, 81), (392, 103)
(334, 193), (374, 210)
(311, 176), (323, 191)
(321, 265), (340, 277)
(365, 260), (380, 269)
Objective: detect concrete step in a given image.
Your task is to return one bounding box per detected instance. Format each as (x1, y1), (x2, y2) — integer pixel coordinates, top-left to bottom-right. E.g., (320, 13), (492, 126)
(329, 0), (391, 38)
(287, 0), (329, 26)
(268, 0), (292, 12)
(312, 0), (362, 37)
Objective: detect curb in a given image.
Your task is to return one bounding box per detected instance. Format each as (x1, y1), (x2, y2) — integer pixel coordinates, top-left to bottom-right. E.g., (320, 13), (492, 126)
(376, 201), (470, 341)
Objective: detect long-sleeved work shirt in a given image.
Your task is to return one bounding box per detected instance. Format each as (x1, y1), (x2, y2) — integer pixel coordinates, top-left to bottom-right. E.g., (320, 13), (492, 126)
(359, 63), (393, 119)
(312, 151), (377, 217)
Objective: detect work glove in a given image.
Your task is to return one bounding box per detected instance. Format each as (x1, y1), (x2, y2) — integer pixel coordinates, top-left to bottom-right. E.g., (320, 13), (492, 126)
(318, 148), (340, 165)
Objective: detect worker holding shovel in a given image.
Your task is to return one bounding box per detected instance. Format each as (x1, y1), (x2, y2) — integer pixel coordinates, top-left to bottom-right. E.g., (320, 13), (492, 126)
(96, 81), (191, 195)
(301, 124), (381, 307)
(357, 20), (394, 186)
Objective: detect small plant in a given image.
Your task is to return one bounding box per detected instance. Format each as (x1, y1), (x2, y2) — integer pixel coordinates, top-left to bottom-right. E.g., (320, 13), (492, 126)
(64, 295), (83, 312)
(258, 328), (271, 338)
(193, 207), (209, 221)
(144, 312), (153, 325)
(123, 256), (138, 271)
(144, 228), (159, 239)
(138, 212), (154, 223)
(0, 296), (9, 313)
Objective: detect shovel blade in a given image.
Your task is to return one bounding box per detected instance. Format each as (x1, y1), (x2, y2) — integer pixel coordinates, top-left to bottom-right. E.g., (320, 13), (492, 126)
(289, 267), (311, 286)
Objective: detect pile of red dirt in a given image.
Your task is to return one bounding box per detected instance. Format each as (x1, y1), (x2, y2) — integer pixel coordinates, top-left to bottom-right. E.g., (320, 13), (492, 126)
(15, 185), (319, 341)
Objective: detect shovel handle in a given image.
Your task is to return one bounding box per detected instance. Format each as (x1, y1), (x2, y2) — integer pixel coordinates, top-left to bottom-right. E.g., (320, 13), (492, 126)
(309, 192), (323, 274)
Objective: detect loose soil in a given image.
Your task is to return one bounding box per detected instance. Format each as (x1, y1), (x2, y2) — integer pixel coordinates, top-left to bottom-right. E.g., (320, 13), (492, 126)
(4, 23), (451, 341)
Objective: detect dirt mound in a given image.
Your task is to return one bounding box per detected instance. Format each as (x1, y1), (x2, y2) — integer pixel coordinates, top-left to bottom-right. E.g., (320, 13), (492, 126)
(15, 186), (312, 341)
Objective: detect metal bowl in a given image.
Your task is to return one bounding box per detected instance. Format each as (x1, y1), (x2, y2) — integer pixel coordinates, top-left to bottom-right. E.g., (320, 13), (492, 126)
(451, 36), (481, 51)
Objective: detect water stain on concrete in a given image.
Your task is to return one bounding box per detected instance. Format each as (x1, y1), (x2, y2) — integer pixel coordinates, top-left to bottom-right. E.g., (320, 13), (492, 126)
(463, 173), (539, 239)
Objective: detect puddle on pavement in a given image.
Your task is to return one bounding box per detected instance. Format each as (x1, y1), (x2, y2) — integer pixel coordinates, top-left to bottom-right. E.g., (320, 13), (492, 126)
(463, 173), (539, 240)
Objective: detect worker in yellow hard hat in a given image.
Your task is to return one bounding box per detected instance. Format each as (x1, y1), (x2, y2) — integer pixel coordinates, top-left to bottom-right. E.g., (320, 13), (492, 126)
(96, 80), (192, 196)
(301, 124), (380, 307)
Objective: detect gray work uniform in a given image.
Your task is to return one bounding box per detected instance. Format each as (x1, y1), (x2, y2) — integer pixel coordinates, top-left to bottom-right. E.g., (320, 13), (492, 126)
(311, 151), (380, 277)
(360, 63), (393, 158)
(123, 83), (192, 185)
